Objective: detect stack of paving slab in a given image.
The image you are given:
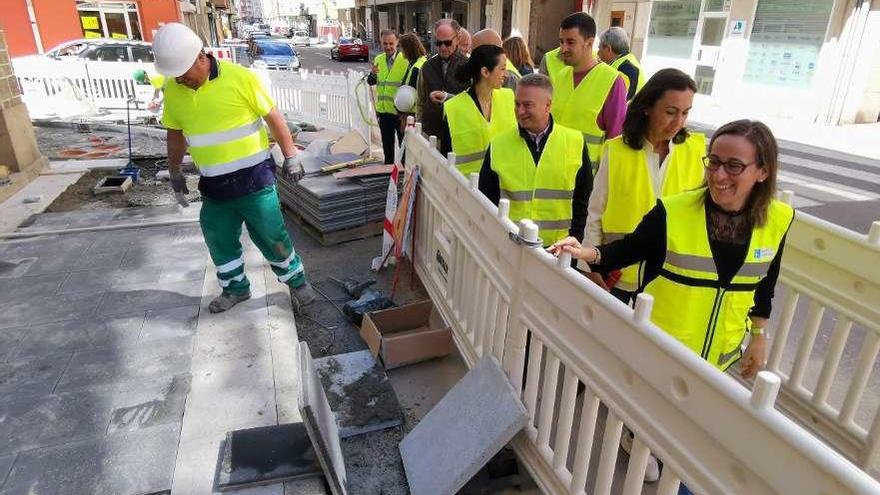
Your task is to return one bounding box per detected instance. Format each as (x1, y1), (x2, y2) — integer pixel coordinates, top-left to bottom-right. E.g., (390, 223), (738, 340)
(277, 152), (394, 233)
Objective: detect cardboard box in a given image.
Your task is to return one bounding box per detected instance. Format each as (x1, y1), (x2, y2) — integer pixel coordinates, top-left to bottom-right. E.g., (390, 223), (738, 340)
(360, 301), (453, 369)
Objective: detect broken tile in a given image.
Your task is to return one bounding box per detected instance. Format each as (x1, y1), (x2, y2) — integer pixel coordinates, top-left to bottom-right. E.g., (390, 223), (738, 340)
(298, 342), (347, 495)
(313, 350), (403, 438)
(216, 423), (323, 491)
(399, 356), (528, 495)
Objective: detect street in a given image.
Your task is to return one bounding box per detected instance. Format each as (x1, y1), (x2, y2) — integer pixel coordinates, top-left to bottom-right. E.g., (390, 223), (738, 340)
(295, 43), (374, 74)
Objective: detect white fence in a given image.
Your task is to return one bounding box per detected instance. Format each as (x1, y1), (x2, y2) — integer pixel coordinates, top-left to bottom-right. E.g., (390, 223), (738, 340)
(405, 126), (880, 494)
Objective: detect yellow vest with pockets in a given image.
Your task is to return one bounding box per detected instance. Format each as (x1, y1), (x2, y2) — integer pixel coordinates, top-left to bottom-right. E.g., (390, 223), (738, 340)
(551, 63), (619, 175)
(609, 52), (646, 99)
(490, 123), (584, 246)
(374, 52), (410, 114)
(644, 189), (794, 371)
(444, 88), (517, 176)
(602, 133), (707, 291)
(163, 60), (271, 177)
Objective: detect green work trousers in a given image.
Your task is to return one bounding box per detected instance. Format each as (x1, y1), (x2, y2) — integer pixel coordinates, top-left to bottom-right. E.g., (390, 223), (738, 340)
(200, 185), (306, 295)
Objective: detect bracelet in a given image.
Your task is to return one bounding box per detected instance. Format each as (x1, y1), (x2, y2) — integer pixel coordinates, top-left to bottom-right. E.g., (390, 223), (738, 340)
(591, 246), (601, 264)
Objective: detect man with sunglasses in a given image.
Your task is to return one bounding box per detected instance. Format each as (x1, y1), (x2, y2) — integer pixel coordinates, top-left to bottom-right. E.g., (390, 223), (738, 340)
(416, 19), (469, 146)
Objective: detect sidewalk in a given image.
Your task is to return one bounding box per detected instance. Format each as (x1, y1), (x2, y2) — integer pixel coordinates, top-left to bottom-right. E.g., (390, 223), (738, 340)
(689, 93), (880, 162)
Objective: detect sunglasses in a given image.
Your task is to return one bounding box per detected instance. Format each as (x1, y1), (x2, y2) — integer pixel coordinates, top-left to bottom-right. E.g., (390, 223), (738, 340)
(702, 155), (756, 176)
(435, 39), (454, 47)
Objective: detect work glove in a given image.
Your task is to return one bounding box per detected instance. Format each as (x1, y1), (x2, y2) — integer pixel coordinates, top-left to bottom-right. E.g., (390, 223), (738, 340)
(170, 172), (190, 208)
(282, 154), (305, 183)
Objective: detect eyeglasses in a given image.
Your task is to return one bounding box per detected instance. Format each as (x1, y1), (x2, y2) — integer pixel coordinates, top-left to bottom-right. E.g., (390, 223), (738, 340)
(435, 39), (454, 47)
(702, 155), (756, 176)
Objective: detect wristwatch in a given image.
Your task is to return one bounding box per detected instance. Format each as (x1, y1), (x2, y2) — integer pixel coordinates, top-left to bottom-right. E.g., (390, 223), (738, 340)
(750, 326), (765, 336)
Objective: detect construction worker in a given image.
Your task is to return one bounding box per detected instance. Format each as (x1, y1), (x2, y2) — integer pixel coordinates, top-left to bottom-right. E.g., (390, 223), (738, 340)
(551, 13), (627, 174)
(132, 69), (166, 111)
(368, 29), (409, 164)
(586, 69), (706, 304)
(441, 45), (517, 176)
(478, 73), (592, 247)
(597, 27), (645, 101)
(151, 23), (316, 314)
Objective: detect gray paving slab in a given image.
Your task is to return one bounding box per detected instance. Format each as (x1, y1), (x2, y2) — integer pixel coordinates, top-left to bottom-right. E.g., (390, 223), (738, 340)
(0, 234), (95, 261)
(313, 350), (403, 438)
(298, 342), (347, 495)
(13, 313), (144, 360)
(138, 305), (200, 343)
(119, 245), (208, 270)
(21, 249), (124, 277)
(0, 454), (15, 489)
(341, 428), (408, 495)
(0, 274), (66, 304)
(57, 267), (164, 294)
(0, 327), (28, 363)
(97, 279), (202, 315)
(0, 292), (103, 329)
(399, 355), (528, 495)
(0, 422), (180, 495)
(54, 336), (192, 392)
(157, 261), (208, 284)
(0, 353), (71, 397)
(0, 388), (114, 455)
(108, 373), (191, 434)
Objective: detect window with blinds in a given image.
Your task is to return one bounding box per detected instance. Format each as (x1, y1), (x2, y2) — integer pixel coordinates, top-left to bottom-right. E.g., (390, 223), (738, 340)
(743, 0), (833, 88)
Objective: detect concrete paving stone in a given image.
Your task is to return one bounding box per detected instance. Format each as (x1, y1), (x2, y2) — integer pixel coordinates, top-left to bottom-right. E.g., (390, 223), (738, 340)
(112, 205), (188, 222)
(57, 267), (164, 294)
(0, 454), (14, 489)
(54, 336), (192, 392)
(119, 244), (208, 270)
(399, 356), (528, 495)
(97, 279), (203, 315)
(284, 477), (329, 495)
(0, 234), (94, 260)
(21, 249), (124, 277)
(0, 388), (114, 455)
(23, 210), (117, 230)
(88, 228), (156, 253)
(341, 428), (408, 495)
(108, 373), (191, 434)
(0, 327), (29, 363)
(157, 261), (208, 284)
(138, 305), (200, 343)
(313, 350), (403, 438)
(0, 352), (72, 398)
(13, 312), (144, 360)
(171, 435), (283, 495)
(2, 292), (104, 328)
(0, 422), (180, 495)
(171, 225), (206, 245)
(0, 274), (66, 304)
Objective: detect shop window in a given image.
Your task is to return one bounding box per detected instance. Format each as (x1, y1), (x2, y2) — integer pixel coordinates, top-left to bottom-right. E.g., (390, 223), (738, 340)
(76, 1), (144, 40)
(743, 0), (833, 88)
(705, 0), (725, 12)
(646, 0), (702, 59)
(700, 17), (726, 46)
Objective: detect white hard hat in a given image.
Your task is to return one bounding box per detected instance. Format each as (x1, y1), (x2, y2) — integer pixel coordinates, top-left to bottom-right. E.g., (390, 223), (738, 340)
(394, 86), (417, 112)
(153, 23), (203, 77)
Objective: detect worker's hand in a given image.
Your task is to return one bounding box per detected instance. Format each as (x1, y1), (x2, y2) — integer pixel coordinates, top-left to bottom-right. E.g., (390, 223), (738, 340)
(430, 90), (447, 104)
(170, 172), (189, 194)
(283, 154), (305, 182)
(547, 236), (597, 262)
(740, 333), (768, 380)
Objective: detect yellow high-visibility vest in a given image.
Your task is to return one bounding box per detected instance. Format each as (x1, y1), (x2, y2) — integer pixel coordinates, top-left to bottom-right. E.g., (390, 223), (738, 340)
(601, 133), (707, 291)
(163, 60), (271, 177)
(543, 47), (565, 83)
(644, 188), (793, 370)
(506, 59), (521, 79)
(490, 123), (584, 246)
(444, 88), (517, 176)
(374, 52), (409, 114)
(551, 63), (619, 174)
(609, 52), (646, 99)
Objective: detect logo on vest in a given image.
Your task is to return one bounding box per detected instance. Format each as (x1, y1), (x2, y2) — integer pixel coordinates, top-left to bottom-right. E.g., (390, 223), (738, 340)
(753, 247), (775, 260)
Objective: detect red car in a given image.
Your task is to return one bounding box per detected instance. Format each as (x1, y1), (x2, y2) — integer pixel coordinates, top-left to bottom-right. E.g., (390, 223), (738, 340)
(330, 38), (369, 62)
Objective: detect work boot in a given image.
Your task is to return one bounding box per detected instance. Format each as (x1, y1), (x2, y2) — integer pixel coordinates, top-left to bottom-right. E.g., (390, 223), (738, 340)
(290, 282), (317, 314)
(620, 427), (661, 483)
(208, 291), (251, 313)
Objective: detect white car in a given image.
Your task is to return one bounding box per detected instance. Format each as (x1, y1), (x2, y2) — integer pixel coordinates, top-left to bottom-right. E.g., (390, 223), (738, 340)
(290, 31), (310, 46)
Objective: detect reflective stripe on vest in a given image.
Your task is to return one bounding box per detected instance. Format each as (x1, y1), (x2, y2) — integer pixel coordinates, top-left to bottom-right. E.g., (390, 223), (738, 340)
(444, 88), (517, 177)
(601, 133), (706, 291)
(643, 189), (794, 370)
(609, 52), (646, 99)
(551, 63), (619, 176)
(375, 53), (410, 114)
(490, 123), (584, 246)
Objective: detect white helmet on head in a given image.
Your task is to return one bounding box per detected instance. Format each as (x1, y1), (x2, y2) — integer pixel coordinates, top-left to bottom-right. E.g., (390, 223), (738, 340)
(153, 23), (203, 77)
(394, 85), (417, 112)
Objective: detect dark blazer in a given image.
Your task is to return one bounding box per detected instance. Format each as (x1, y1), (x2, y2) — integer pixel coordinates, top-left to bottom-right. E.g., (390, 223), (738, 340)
(416, 51), (469, 144)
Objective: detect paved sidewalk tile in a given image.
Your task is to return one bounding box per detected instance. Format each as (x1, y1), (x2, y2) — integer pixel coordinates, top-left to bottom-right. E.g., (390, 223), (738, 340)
(0, 274), (66, 304)
(97, 279), (202, 315)
(108, 373), (191, 434)
(13, 313), (144, 360)
(0, 353), (72, 397)
(1, 422), (180, 495)
(0, 292), (103, 329)
(138, 305), (200, 343)
(0, 454), (16, 487)
(0, 327), (28, 363)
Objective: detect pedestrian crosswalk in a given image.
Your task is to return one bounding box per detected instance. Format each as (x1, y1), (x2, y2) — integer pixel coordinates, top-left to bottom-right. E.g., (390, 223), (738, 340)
(777, 150), (880, 210)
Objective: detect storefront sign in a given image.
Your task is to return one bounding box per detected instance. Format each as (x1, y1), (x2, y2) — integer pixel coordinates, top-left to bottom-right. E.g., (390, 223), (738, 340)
(111, 33), (128, 39)
(730, 20), (746, 35)
(81, 16), (99, 30)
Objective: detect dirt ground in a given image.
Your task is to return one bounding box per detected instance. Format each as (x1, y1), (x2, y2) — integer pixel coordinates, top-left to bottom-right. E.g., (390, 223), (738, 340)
(46, 158), (201, 212)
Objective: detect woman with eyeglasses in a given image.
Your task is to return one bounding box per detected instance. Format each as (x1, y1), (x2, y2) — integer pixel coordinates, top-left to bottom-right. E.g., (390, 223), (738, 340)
(550, 119), (793, 382)
(440, 44), (517, 176)
(585, 68), (706, 304)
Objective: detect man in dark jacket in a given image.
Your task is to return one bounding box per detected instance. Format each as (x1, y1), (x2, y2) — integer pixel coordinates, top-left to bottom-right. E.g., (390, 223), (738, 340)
(416, 19), (468, 147)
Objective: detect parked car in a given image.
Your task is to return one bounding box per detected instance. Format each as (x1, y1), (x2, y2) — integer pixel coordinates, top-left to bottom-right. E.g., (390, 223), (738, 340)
(289, 30), (311, 46)
(45, 39), (154, 62)
(250, 41), (300, 70)
(330, 38), (368, 62)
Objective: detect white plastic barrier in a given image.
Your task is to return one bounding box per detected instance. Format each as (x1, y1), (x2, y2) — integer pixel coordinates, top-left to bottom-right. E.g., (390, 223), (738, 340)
(405, 126), (880, 494)
(759, 213), (880, 475)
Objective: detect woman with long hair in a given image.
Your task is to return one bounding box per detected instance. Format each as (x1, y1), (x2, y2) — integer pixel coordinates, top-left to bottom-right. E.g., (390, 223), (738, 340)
(585, 68), (706, 303)
(440, 44), (517, 176)
(502, 36), (535, 75)
(395, 33), (428, 125)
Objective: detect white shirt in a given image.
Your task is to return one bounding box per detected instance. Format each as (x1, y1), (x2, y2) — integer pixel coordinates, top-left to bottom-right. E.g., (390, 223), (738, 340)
(585, 140), (676, 246)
